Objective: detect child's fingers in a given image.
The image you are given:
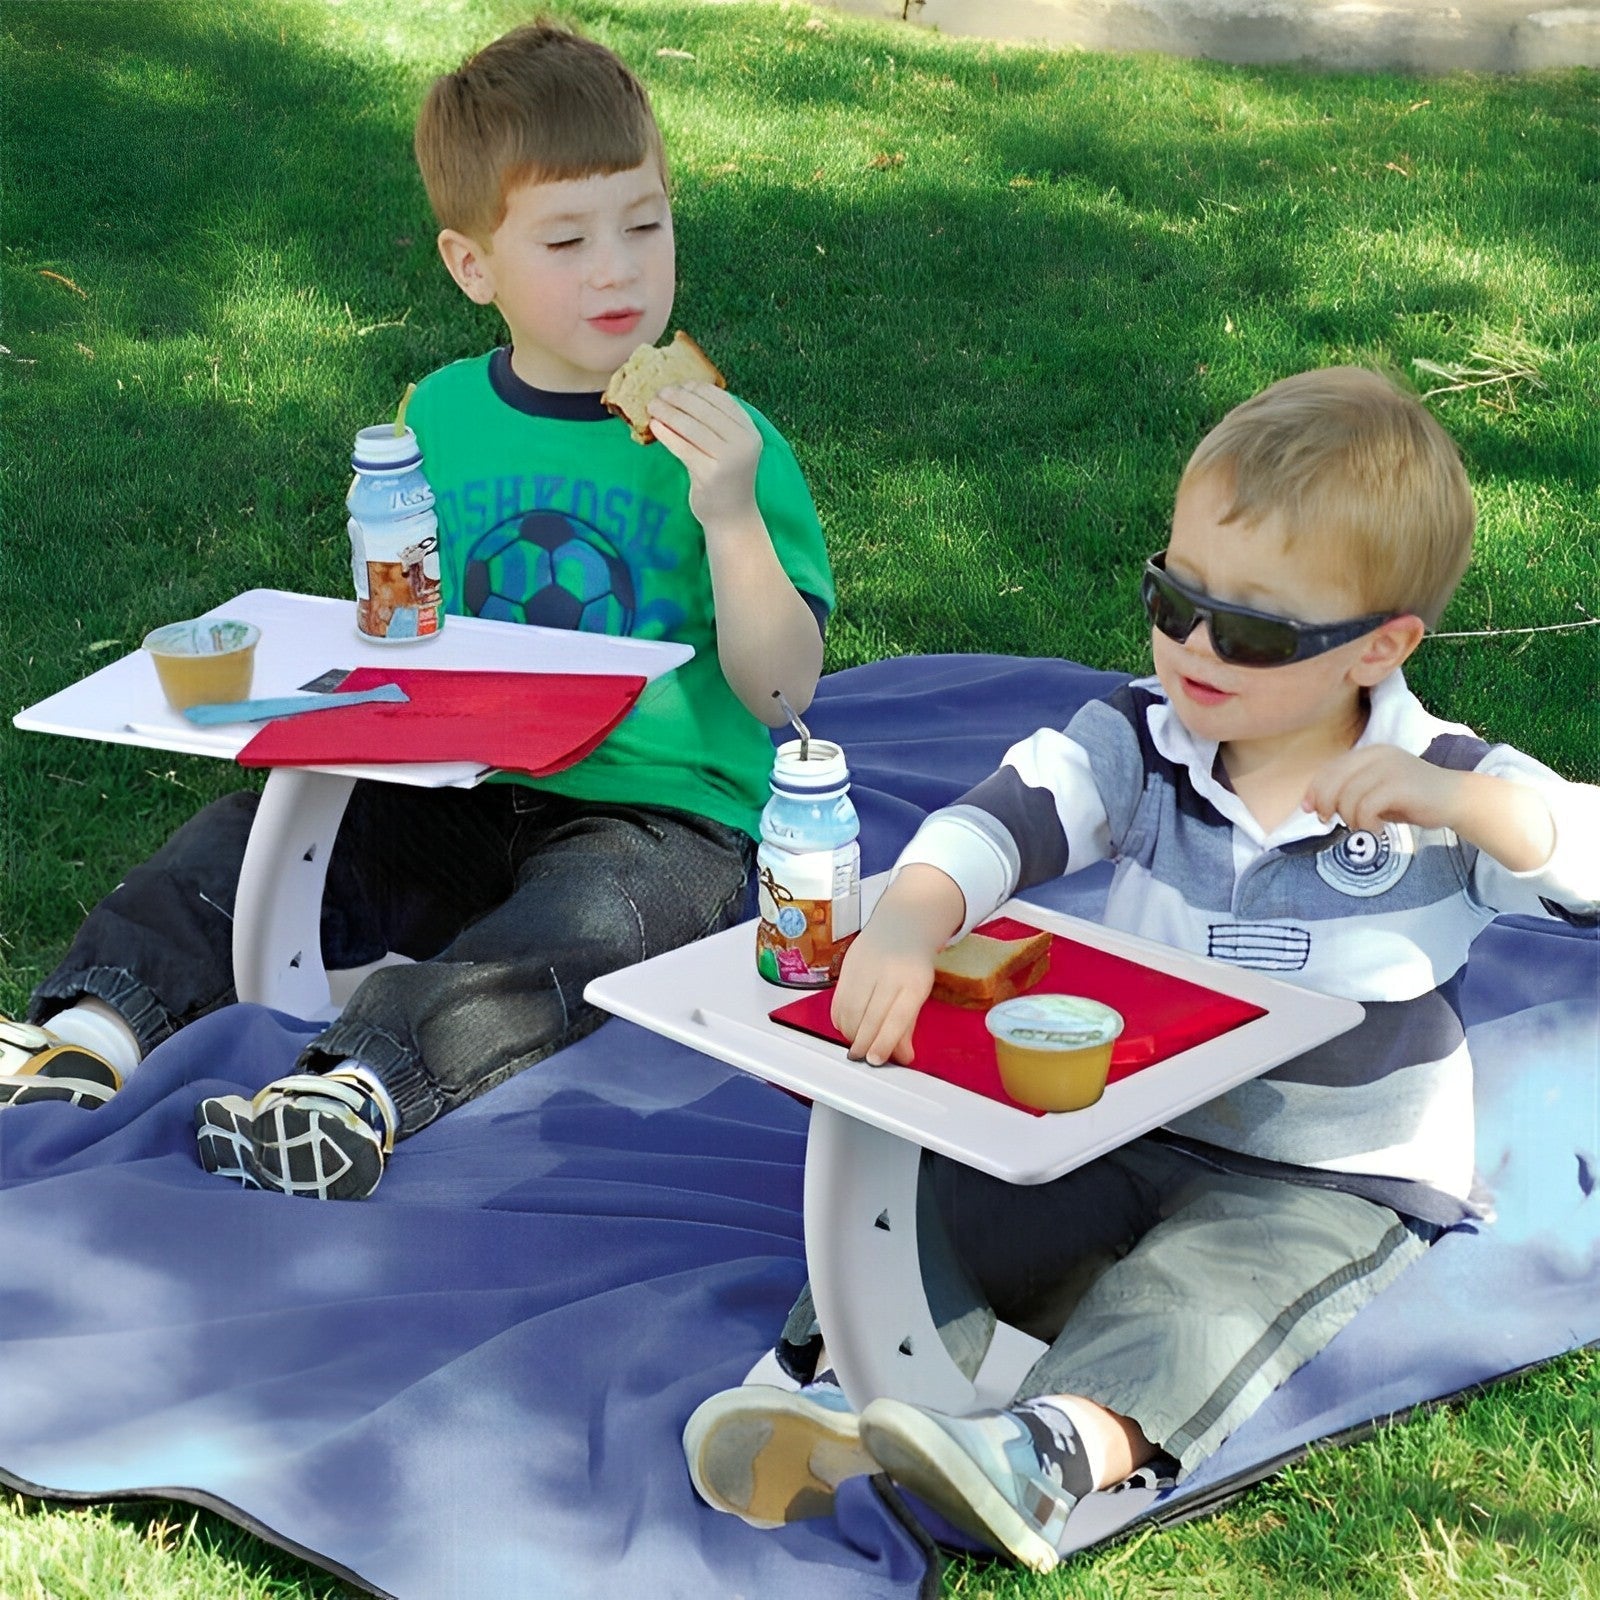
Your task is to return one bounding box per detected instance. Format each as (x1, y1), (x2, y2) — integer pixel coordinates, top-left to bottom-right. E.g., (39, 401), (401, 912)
(830, 972), (866, 1040)
(844, 979), (920, 1067)
(1311, 772), (1403, 834)
(860, 999), (918, 1068)
(843, 981), (896, 1062)
(869, 982), (928, 1067)
(665, 380), (749, 427)
(1342, 775), (1396, 834)
(1307, 746), (1440, 830)
(644, 409), (713, 470)
(647, 392), (720, 454)
(1328, 756), (1413, 833)
(831, 967), (883, 1050)
(887, 1015), (919, 1067)
(1303, 748), (1369, 821)
(649, 383), (747, 446)
(1299, 752), (1350, 819)
(657, 390), (762, 468)
(643, 411), (700, 467)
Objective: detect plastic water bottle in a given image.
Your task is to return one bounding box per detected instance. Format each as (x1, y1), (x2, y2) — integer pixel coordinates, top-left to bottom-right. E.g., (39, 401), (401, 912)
(347, 424), (442, 643)
(756, 738), (861, 987)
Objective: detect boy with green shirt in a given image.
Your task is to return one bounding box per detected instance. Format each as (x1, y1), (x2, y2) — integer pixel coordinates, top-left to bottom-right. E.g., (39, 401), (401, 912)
(14, 21), (833, 1200)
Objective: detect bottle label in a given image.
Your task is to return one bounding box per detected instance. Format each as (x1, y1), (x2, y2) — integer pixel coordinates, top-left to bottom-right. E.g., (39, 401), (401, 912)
(389, 483), (434, 513)
(756, 841), (861, 987)
(349, 512), (443, 642)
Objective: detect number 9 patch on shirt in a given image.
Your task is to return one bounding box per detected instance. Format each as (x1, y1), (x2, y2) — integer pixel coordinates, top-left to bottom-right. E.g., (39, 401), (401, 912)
(1316, 823), (1416, 897)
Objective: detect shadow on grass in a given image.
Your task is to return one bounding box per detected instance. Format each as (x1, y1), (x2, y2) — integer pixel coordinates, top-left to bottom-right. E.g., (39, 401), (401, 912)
(7, 0), (1596, 997)
(10, 3), (1594, 650)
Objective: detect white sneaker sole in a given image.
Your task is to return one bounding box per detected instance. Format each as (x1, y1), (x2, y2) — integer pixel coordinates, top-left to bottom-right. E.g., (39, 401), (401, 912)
(683, 1386), (875, 1528)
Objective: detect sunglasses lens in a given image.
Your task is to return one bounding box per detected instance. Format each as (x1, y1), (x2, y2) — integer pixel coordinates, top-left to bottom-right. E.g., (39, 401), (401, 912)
(1142, 568), (1196, 642)
(1146, 560), (1304, 665)
(1211, 614), (1301, 666)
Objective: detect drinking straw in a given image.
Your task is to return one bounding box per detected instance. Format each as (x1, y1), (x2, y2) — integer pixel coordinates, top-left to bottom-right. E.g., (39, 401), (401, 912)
(393, 381), (417, 436)
(772, 690), (811, 760)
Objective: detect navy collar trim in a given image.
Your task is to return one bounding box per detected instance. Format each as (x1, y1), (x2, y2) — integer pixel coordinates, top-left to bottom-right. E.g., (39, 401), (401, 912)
(489, 347), (612, 421)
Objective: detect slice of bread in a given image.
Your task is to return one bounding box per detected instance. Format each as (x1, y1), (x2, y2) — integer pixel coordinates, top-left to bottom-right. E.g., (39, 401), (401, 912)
(930, 929), (1053, 1009)
(601, 330), (726, 444)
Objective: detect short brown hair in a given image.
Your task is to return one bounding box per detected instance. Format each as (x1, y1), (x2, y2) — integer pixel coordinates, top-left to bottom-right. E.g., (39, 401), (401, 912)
(1180, 367), (1475, 626)
(415, 19), (666, 240)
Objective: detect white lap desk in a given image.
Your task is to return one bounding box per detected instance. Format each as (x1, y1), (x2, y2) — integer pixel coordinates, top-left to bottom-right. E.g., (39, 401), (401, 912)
(586, 875), (1362, 1413)
(16, 588), (690, 1021)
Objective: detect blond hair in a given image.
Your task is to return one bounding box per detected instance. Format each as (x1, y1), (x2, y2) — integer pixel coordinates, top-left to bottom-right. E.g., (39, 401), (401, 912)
(415, 19), (665, 241)
(1180, 367), (1475, 626)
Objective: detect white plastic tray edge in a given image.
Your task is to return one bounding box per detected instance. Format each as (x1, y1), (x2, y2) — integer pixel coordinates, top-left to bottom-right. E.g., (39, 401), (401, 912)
(587, 880), (1364, 1185)
(15, 588), (694, 789)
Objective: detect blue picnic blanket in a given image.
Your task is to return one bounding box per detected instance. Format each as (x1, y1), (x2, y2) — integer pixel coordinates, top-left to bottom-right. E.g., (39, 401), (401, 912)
(1, 654), (1594, 1597)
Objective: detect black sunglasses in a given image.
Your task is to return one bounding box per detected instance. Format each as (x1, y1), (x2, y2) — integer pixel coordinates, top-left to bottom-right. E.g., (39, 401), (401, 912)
(1141, 552), (1397, 667)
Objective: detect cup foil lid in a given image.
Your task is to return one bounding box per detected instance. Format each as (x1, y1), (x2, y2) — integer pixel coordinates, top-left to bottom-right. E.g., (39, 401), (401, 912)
(985, 994), (1124, 1050)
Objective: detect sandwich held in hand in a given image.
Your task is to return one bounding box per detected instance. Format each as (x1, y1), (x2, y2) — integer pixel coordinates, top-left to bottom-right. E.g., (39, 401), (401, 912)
(602, 331), (726, 444)
(930, 929), (1053, 1008)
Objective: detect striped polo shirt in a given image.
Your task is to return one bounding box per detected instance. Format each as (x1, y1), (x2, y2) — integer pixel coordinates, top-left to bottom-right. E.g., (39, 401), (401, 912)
(897, 671), (1600, 1226)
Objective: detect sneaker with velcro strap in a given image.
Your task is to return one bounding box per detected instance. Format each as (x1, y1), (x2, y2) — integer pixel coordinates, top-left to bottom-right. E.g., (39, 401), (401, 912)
(194, 1070), (394, 1200)
(0, 1017), (122, 1110)
(858, 1398), (1078, 1573)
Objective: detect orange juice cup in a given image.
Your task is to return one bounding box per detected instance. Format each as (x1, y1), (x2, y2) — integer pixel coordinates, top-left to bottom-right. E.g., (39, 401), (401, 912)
(985, 995), (1125, 1112)
(143, 618), (260, 711)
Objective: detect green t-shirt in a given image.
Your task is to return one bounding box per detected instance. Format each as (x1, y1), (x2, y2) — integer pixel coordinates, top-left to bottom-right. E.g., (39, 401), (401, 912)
(406, 350), (833, 838)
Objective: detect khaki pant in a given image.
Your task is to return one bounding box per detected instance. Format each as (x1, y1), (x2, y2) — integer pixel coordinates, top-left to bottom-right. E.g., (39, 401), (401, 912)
(782, 1138), (1434, 1476)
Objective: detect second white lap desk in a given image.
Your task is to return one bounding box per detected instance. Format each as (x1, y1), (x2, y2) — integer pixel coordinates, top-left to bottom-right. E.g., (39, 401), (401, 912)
(586, 876), (1362, 1413)
(15, 588), (691, 1022)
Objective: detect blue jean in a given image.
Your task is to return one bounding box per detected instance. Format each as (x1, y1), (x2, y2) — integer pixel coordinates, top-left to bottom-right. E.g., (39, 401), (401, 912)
(31, 781), (754, 1138)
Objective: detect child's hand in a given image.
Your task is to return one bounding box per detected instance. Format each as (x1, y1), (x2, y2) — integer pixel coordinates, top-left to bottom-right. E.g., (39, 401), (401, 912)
(1303, 744), (1461, 834)
(831, 915), (936, 1067)
(646, 382), (762, 532)
(831, 866), (967, 1067)
(1306, 744), (1558, 873)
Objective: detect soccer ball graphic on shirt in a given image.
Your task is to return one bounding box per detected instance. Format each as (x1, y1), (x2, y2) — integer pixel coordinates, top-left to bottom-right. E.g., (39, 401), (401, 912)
(463, 510), (637, 633)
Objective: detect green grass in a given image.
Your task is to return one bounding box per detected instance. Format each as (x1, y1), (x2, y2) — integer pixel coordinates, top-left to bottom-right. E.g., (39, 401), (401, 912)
(3, 1), (1597, 1594)
(0, 1491), (353, 1600)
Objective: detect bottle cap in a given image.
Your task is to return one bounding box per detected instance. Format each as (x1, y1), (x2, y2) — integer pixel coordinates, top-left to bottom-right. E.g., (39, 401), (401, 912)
(352, 424), (423, 473)
(771, 738), (849, 796)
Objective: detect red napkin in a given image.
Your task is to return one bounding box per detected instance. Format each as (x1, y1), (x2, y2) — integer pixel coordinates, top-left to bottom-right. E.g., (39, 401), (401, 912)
(770, 915), (1266, 1116)
(237, 668), (647, 777)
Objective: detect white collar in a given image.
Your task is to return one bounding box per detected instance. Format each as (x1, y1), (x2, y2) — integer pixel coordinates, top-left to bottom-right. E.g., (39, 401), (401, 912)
(1141, 670), (1455, 848)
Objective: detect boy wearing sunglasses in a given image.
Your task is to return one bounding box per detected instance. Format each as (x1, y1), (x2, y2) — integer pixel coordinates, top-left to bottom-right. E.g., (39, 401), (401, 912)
(683, 366), (1599, 1569)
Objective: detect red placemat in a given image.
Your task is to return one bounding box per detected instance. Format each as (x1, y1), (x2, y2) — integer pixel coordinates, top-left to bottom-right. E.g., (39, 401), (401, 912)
(770, 915), (1267, 1116)
(237, 668), (647, 777)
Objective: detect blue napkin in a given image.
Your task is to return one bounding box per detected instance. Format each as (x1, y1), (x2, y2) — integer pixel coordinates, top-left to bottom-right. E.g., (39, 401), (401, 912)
(183, 683), (409, 725)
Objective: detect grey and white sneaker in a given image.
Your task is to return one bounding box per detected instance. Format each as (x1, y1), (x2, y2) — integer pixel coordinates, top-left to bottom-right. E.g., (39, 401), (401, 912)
(0, 1017), (122, 1109)
(859, 1399), (1079, 1573)
(194, 1072), (393, 1200)
(683, 1381), (876, 1527)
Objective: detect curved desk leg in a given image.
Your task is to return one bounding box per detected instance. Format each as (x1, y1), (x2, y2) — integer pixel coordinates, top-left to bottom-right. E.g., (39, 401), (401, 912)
(804, 1101), (1050, 1415)
(805, 1102), (979, 1414)
(233, 768), (355, 1018)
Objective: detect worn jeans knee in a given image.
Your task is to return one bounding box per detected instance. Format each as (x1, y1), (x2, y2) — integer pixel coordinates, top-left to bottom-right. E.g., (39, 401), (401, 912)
(29, 789), (262, 1051)
(305, 798), (753, 1137)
